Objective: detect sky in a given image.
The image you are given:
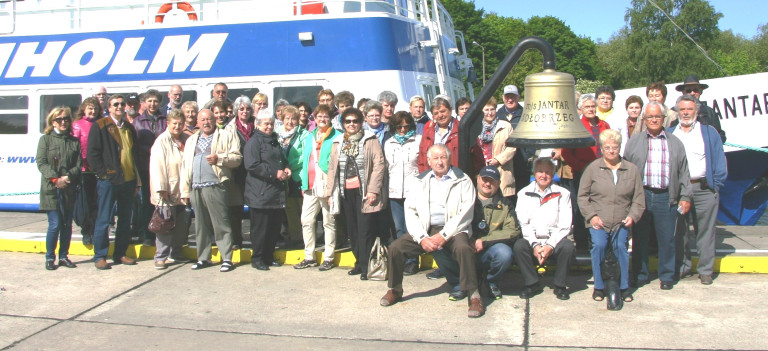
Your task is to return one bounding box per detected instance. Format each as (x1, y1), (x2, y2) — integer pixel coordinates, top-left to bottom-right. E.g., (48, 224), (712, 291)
(471, 0), (767, 43)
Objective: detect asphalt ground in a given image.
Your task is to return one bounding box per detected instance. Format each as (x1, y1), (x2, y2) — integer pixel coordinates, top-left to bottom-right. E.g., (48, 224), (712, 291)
(1, 211), (768, 349)
(1, 250), (768, 351)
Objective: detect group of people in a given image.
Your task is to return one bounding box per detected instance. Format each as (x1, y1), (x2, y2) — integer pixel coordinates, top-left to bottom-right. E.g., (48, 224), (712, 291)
(37, 74), (726, 318)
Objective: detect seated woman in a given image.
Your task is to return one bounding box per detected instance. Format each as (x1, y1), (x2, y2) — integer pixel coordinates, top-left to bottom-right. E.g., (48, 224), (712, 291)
(577, 129), (645, 305)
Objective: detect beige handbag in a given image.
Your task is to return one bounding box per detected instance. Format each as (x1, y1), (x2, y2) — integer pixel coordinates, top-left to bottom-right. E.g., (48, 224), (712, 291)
(367, 237), (388, 281)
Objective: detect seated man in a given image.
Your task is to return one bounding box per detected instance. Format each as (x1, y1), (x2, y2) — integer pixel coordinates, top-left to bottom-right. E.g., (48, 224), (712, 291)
(513, 157), (575, 300)
(379, 144), (484, 318)
(471, 165), (521, 300)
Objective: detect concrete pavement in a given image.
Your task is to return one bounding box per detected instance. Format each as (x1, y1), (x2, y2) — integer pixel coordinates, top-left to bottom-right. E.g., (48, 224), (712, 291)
(1, 251), (768, 350)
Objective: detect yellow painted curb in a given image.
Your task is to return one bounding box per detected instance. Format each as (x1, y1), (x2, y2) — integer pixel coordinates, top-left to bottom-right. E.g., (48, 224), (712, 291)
(3, 238), (768, 273)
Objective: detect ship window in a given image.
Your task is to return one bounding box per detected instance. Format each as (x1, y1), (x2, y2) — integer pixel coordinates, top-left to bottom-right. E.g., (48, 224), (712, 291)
(40, 94), (82, 133)
(227, 88), (261, 103)
(0, 95), (28, 135)
(157, 90), (197, 110)
(273, 86), (324, 107)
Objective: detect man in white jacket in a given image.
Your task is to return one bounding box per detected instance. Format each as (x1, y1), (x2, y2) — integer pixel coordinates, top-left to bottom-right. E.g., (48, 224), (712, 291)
(379, 144), (484, 318)
(513, 157), (575, 300)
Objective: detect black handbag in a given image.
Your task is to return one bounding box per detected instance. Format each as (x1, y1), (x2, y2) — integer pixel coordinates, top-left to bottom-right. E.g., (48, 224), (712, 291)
(72, 184), (89, 227)
(148, 202), (176, 233)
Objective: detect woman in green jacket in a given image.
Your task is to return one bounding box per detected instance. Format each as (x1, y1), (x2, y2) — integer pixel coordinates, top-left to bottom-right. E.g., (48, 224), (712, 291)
(36, 106), (82, 270)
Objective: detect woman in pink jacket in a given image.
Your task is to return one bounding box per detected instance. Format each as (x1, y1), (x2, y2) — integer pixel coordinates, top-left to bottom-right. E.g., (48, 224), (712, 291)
(71, 97), (102, 245)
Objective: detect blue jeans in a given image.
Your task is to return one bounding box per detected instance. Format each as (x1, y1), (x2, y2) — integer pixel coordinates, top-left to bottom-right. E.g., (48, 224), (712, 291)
(93, 179), (136, 261)
(632, 190), (678, 283)
(389, 198), (407, 238)
(46, 209), (73, 260)
(479, 242), (514, 285)
(590, 226), (629, 290)
(390, 198), (417, 265)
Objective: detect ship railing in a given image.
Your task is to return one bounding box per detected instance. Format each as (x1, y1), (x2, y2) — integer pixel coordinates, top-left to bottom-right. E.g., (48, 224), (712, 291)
(2, 0), (456, 35)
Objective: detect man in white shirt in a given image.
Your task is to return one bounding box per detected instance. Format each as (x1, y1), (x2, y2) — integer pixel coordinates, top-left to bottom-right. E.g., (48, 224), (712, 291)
(670, 95), (727, 285)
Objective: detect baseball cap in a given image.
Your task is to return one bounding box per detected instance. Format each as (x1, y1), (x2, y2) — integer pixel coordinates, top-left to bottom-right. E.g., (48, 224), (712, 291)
(478, 165), (501, 181)
(503, 85), (519, 96)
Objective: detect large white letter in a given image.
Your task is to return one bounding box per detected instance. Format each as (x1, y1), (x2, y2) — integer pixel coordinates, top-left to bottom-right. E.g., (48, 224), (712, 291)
(0, 43), (15, 77)
(6, 41), (66, 78)
(147, 33), (228, 73)
(59, 38), (116, 77)
(108, 37), (149, 75)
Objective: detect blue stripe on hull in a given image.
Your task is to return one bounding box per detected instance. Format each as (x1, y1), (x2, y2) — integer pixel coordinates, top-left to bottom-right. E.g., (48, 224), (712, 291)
(0, 17), (437, 85)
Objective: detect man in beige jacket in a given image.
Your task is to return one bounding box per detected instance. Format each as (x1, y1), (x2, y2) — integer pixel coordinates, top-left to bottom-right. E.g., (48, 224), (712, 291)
(379, 144), (484, 318)
(180, 109), (242, 272)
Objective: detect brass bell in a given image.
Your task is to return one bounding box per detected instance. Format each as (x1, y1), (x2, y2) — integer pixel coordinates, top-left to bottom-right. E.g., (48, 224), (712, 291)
(506, 69), (595, 148)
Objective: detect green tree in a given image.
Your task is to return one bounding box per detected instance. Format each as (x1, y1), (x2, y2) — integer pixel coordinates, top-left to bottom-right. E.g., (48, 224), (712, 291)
(613, 0), (724, 87)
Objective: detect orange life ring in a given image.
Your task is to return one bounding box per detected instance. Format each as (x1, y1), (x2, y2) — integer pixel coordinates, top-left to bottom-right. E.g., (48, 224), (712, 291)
(155, 2), (198, 23)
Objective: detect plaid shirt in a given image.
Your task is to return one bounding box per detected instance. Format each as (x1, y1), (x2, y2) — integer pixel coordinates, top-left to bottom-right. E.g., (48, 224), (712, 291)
(643, 130), (670, 189)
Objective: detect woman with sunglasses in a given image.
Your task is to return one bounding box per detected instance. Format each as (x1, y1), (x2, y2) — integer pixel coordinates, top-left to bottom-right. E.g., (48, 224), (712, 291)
(383, 111), (421, 273)
(327, 108), (387, 280)
(37, 106), (82, 270)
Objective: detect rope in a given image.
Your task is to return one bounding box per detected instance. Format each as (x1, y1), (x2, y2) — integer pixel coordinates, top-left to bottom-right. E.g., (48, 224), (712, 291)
(647, 0), (725, 74)
(0, 192), (39, 196)
(724, 143), (768, 153)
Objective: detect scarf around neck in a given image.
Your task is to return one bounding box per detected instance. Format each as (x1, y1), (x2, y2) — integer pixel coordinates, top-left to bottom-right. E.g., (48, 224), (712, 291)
(278, 126), (298, 147)
(479, 117), (498, 144)
(235, 117), (254, 142)
(393, 130), (414, 145)
(341, 131), (364, 158)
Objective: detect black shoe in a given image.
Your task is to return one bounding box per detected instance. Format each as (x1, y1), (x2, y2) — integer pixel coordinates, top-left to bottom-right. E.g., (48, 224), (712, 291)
(489, 283), (502, 300)
(520, 283), (543, 299)
(58, 258), (77, 268)
(191, 260), (212, 270)
(251, 261), (269, 271)
(403, 262), (419, 275)
(82, 234), (93, 245)
(630, 277), (650, 288)
(360, 273), (368, 281)
(426, 268), (444, 280)
(45, 259), (57, 270)
(554, 287), (570, 300)
(348, 267), (362, 275)
(448, 288), (467, 301)
(660, 281), (674, 290)
(270, 261), (282, 267)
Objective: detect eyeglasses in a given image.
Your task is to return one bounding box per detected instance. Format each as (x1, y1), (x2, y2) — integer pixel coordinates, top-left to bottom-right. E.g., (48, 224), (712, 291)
(684, 88), (701, 94)
(214, 90), (227, 95)
(582, 105), (596, 109)
(344, 119), (361, 124)
(598, 96), (613, 101)
(111, 102), (126, 107)
(54, 117), (72, 123)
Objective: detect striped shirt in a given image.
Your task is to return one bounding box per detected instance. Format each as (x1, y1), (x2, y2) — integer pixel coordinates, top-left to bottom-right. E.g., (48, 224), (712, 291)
(643, 130), (670, 189)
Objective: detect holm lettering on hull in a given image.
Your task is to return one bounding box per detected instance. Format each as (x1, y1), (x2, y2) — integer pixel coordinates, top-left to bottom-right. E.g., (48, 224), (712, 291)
(1, 34), (228, 79)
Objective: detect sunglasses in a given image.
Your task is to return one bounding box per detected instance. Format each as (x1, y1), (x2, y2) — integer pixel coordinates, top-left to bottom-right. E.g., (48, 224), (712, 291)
(684, 88), (701, 94)
(54, 117), (72, 123)
(344, 119), (361, 124)
(396, 125), (410, 130)
(111, 102), (126, 107)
